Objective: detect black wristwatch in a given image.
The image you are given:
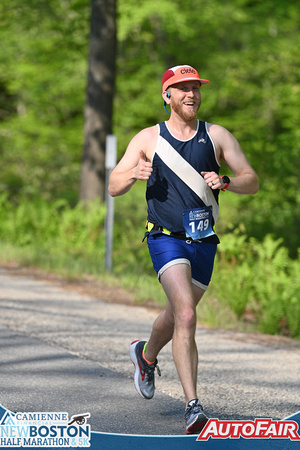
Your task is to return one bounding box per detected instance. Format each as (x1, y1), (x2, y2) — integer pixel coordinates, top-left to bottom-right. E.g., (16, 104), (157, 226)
(221, 175), (231, 190)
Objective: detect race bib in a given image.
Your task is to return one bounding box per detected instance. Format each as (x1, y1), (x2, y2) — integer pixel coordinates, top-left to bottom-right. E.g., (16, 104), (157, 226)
(182, 206), (215, 240)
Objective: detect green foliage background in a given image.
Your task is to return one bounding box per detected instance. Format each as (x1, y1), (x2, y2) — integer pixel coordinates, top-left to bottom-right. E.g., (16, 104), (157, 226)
(0, 0), (299, 337)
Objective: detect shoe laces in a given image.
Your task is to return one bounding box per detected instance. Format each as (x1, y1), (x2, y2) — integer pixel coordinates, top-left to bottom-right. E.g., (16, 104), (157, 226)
(185, 399), (203, 416)
(144, 360), (161, 380)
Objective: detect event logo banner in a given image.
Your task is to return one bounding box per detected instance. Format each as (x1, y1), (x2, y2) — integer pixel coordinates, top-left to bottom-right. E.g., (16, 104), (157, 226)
(0, 410), (91, 447)
(1, 405), (299, 450)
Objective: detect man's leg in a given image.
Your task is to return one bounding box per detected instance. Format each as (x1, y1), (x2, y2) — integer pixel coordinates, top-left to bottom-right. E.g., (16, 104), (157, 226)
(129, 288), (175, 400)
(157, 263), (209, 434)
(143, 298), (174, 363)
(158, 263), (205, 405)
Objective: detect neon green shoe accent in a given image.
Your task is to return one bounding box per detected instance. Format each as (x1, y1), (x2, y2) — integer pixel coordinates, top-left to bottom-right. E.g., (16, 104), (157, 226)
(143, 342), (148, 354)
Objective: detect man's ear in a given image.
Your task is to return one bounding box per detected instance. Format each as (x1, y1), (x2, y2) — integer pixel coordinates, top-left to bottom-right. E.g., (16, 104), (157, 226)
(162, 90), (171, 104)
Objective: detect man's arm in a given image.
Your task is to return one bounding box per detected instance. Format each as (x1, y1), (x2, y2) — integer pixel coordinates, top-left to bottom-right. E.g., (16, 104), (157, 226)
(108, 127), (156, 197)
(202, 124), (259, 195)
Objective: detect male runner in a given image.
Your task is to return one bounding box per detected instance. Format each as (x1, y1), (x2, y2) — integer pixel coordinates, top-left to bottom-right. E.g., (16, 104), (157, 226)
(108, 64), (259, 434)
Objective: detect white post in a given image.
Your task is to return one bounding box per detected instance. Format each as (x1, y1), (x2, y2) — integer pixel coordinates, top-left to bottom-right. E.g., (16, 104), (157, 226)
(105, 135), (117, 271)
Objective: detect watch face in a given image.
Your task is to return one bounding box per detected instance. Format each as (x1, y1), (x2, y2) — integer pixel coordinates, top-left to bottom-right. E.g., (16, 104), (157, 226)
(222, 176), (230, 184)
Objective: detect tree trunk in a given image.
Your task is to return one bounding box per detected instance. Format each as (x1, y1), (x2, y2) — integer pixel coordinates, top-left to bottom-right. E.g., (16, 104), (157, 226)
(79, 0), (116, 203)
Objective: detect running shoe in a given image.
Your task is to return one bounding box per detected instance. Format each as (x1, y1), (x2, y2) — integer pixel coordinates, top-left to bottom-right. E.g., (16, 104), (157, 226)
(129, 340), (161, 399)
(185, 398), (208, 434)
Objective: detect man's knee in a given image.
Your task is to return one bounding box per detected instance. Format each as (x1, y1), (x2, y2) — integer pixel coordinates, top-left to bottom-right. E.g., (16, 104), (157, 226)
(175, 307), (196, 330)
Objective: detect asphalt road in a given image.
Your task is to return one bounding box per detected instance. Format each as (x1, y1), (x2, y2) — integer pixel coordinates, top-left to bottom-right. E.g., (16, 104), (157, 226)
(0, 266), (299, 436)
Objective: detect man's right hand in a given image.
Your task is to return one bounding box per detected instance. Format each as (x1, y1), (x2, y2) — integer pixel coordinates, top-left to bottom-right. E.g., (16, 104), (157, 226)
(134, 150), (153, 180)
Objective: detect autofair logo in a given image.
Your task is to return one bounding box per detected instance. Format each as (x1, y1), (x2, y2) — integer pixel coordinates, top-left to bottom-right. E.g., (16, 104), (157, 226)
(197, 419), (300, 441)
(0, 411), (91, 447)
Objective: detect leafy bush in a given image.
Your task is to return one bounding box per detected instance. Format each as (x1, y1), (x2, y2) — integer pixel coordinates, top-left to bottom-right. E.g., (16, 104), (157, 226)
(214, 231), (300, 338)
(0, 194), (106, 265)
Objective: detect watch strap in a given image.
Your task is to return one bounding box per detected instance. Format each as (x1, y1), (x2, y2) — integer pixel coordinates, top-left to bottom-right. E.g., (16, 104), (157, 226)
(221, 176), (230, 191)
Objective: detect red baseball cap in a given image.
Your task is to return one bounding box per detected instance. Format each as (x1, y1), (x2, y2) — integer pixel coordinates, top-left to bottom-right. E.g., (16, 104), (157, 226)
(162, 65), (209, 92)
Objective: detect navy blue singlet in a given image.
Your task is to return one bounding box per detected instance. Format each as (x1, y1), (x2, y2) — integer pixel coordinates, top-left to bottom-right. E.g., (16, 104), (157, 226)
(146, 120), (220, 234)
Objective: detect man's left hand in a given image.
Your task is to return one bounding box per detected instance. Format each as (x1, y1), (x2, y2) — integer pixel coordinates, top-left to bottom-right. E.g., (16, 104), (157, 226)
(201, 171), (223, 190)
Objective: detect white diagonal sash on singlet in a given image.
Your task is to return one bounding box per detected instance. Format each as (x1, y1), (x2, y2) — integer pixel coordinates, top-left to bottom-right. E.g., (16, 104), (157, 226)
(155, 136), (219, 223)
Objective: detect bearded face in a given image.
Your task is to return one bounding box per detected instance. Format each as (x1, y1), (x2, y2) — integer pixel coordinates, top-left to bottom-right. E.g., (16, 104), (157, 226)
(168, 81), (201, 121)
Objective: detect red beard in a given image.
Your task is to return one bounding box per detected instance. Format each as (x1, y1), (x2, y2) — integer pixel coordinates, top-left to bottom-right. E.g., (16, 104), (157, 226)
(171, 100), (200, 121)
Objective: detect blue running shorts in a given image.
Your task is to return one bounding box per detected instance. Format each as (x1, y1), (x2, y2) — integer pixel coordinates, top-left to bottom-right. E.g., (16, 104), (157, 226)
(147, 233), (217, 290)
